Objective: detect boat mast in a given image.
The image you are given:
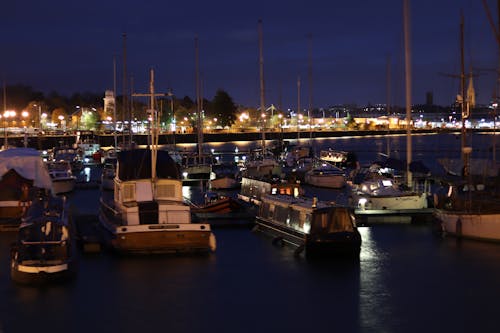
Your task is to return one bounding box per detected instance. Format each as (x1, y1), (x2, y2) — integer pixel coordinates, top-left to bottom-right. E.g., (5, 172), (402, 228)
(122, 33), (127, 147)
(308, 33), (313, 144)
(113, 55), (118, 149)
(195, 36), (203, 165)
(133, 69), (165, 181)
(403, 0), (412, 188)
(386, 55), (391, 157)
(258, 19), (266, 153)
(297, 75), (301, 140)
(459, 12), (471, 178)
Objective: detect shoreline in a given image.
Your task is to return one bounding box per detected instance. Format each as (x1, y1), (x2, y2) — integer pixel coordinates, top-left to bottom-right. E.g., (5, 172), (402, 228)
(2, 127), (490, 150)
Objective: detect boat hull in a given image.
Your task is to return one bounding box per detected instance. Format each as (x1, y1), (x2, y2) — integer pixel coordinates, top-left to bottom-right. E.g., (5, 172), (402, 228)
(353, 193), (428, 210)
(305, 174), (345, 189)
(434, 210), (500, 242)
(209, 177), (240, 190)
(255, 217), (361, 258)
(10, 260), (77, 285)
(108, 224), (216, 254)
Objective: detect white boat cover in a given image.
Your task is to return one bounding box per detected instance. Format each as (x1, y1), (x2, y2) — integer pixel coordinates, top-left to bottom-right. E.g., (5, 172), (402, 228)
(0, 148), (52, 189)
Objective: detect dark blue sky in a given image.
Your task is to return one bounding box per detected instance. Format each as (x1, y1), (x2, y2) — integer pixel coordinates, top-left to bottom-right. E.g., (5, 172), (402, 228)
(1, 0), (498, 109)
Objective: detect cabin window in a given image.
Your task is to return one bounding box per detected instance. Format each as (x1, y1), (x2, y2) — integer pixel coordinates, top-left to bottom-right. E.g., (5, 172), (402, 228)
(289, 210), (300, 228)
(311, 209), (354, 234)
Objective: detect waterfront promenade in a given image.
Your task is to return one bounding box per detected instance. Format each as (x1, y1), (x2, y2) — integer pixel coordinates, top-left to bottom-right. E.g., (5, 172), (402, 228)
(2, 127), (472, 150)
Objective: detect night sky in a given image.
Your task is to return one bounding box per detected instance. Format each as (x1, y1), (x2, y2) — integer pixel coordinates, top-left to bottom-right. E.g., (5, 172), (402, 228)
(1, 0), (498, 109)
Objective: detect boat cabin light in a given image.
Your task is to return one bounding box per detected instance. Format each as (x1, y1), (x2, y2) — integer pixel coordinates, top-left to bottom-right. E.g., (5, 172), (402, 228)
(358, 197), (368, 209)
(381, 179), (393, 187)
(182, 171), (188, 178)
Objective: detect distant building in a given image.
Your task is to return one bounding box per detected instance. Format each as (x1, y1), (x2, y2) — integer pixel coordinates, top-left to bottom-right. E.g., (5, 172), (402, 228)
(103, 90), (115, 120)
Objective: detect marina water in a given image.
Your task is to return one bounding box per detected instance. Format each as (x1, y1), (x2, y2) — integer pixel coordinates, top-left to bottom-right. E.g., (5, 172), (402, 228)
(1, 132), (500, 333)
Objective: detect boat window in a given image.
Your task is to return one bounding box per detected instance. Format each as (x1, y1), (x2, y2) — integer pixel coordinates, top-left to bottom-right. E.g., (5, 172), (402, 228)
(289, 209), (300, 227)
(310, 208), (354, 234)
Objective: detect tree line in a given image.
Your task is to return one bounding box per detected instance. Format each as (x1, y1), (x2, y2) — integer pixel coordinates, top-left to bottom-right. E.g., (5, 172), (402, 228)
(0, 84), (238, 128)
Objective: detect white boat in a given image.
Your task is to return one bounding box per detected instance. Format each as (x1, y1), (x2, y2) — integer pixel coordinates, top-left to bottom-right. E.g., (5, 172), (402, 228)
(99, 148), (216, 254)
(0, 148), (53, 230)
(304, 161), (346, 189)
(47, 160), (76, 195)
(98, 70), (216, 255)
(434, 184), (500, 241)
(10, 194), (77, 285)
(351, 178), (428, 211)
(255, 194), (362, 258)
(209, 163), (240, 190)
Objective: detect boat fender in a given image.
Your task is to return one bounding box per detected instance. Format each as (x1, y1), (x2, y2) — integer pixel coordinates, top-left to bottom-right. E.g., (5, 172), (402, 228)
(209, 233), (217, 252)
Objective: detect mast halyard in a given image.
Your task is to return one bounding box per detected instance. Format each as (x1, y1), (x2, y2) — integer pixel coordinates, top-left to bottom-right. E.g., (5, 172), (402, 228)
(258, 19), (266, 153)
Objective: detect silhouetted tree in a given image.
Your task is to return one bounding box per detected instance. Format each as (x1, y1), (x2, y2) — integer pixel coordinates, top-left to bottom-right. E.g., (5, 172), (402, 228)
(211, 89), (237, 128)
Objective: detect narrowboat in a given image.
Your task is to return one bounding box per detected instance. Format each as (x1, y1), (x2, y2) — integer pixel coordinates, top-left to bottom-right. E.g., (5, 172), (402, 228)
(255, 194), (361, 258)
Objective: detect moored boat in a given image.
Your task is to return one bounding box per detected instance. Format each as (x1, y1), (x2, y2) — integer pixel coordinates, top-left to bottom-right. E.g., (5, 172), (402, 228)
(304, 161), (346, 189)
(99, 149), (216, 254)
(10, 193), (77, 285)
(254, 194), (361, 258)
(98, 71), (216, 255)
(47, 160), (77, 195)
(0, 148), (53, 230)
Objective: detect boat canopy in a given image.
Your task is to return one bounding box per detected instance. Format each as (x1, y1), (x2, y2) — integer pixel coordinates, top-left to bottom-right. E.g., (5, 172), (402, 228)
(0, 148), (52, 189)
(117, 149), (181, 181)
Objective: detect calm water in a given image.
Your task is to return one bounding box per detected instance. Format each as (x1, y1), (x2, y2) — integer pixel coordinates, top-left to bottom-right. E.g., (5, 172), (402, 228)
(1, 133), (500, 333)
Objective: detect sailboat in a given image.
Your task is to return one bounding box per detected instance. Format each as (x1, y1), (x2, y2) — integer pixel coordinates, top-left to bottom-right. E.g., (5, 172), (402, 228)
(433, 11), (500, 242)
(349, 0), (431, 225)
(98, 70), (216, 254)
(181, 37), (213, 184)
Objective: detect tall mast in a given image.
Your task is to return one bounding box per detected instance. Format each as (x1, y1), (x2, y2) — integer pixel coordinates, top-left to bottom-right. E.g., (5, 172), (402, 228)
(459, 12), (470, 178)
(386, 55), (391, 157)
(122, 33), (128, 146)
(308, 33), (313, 143)
(132, 69), (165, 181)
(195, 36), (203, 164)
(404, 0), (412, 188)
(113, 55), (118, 148)
(297, 75), (301, 140)
(258, 19), (266, 152)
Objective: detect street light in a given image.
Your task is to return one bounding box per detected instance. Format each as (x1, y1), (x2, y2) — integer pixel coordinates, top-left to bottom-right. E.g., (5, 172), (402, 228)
(3, 110), (16, 149)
